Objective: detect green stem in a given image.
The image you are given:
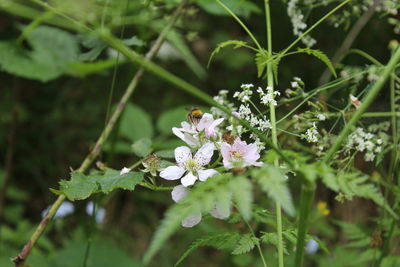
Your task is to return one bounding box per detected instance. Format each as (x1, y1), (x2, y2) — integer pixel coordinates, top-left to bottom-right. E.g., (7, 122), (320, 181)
(294, 185), (315, 267)
(11, 2), (187, 265)
(323, 46), (400, 163)
(215, 0), (264, 52)
(244, 218), (268, 267)
(264, 1), (284, 266)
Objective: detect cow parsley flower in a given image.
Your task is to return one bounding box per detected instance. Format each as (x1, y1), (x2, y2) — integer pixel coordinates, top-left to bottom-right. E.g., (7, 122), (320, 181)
(257, 86), (280, 106)
(160, 143), (218, 187)
(301, 122), (319, 143)
(171, 185), (230, 227)
(221, 138), (263, 169)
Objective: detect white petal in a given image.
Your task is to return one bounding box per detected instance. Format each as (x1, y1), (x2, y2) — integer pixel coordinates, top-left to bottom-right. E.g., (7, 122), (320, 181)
(172, 127), (185, 140)
(120, 167), (131, 175)
(160, 166), (185, 180)
(175, 146), (192, 165)
(181, 172), (197, 187)
(181, 212), (202, 227)
(171, 185), (189, 203)
(183, 133), (200, 147)
(209, 203), (230, 219)
(211, 118), (224, 128)
(194, 142), (215, 166)
(198, 169), (218, 182)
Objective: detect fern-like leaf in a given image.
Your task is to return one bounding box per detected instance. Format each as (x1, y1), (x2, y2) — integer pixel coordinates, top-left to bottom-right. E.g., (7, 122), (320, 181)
(175, 232), (240, 266)
(296, 48), (337, 78)
(208, 40), (249, 68)
(229, 176), (253, 221)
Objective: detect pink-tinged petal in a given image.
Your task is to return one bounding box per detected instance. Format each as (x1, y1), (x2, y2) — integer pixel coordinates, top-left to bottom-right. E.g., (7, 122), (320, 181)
(160, 166), (185, 180)
(198, 169), (218, 182)
(197, 113), (213, 131)
(209, 203), (231, 219)
(194, 142), (215, 166)
(171, 185), (189, 203)
(220, 142), (232, 168)
(211, 118), (224, 128)
(181, 212), (202, 227)
(205, 128), (217, 138)
(181, 172), (197, 187)
(175, 146), (192, 165)
(181, 121), (196, 133)
(233, 138), (248, 154)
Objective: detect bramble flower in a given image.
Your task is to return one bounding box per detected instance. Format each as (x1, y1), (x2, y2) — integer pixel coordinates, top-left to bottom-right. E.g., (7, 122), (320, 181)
(171, 185), (230, 227)
(197, 113), (224, 139)
(221, 138), (263, 169)
(160, 143), (218, 187)
(142, 154), (162, 176)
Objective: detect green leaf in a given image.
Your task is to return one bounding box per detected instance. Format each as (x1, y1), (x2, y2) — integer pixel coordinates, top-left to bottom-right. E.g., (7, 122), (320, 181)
(155, 149), (175, 158)
(120, 103), (154, 142)
(167, 31), (206, 79)
(253, 165), (295, 216)
(59, 172), (97, 200)
(156, 106), (188, 135)
(229, 176), (253, 221)
(208, 40), (249, 68)
(318, 163), (339, 192)
(175, 232), (240, 266)
(69, 59), (121, 77)
(232, 234), (258, 255)
(296, 48), (337, 78)
(96, 170), (144, 194)
(194, 0), (261, 18)
(255, 51), (268, 78)
(261, 232), (288, 254)
(131, 138), (153, 157)
(123, 36), (145, 47)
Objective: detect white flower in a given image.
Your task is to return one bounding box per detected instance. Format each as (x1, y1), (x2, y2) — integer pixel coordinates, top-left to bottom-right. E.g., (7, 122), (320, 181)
(258, 86), (279, 106)
(160, 143), (218, 187)
(221, 137), (263, 169)
(317, 114), (326, 121)
(120, 167), (131, 175)
(41, 201), (74, 219)
(86, 201), (106, 224)
(172, 121), (200, 147)
(171, 185), (230, 228)
(301, 122), (319, 143)
(196, 113), (224, 139)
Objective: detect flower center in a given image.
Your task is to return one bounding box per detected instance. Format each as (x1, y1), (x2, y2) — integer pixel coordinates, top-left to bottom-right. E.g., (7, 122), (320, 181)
(186, 158), (197, 171)
(231, 150), (243, 160)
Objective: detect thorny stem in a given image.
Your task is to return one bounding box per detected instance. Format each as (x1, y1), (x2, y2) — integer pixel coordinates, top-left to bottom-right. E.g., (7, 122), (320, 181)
(264, 1), (284, 267)
(11, 2), (187, 266)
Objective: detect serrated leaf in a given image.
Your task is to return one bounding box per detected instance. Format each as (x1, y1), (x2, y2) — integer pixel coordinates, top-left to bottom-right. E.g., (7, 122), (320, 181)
(255, 51), (268, 78)
(96, 170), (144, 194)
(229, 176), (253, 221)
(131, 138), (152, 157)
(175, 232), (240, 266)
(59, 172), (98, 200)
(318, 164), (339, 192)
(208, 40), (249, 68)
(232, 234), (258, 255)
(296, 48), (337, 78)
(254, 166), (295, 216)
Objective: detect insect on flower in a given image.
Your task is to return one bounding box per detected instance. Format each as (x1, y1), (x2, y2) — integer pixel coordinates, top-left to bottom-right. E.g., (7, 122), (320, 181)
(187, 107), (203, 125)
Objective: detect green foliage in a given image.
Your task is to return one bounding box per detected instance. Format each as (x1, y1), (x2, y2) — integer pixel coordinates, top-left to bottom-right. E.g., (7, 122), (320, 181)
(175, 232), (240, 266)
(0, 25), (79, 81)
(253, 165), (295, 216)
(131, 137), (153, 157)
(120, 103), (154, 142)
(229, 176), (253, 221)
(156, 106), (188, 135)
(208, 40), (250, 68)
(295, 48), (337, 78)
(143, 174), (254, 264)
(58, 170), (144, 200)
(194, 0), (261, 18)
(231, 234), (258, 255)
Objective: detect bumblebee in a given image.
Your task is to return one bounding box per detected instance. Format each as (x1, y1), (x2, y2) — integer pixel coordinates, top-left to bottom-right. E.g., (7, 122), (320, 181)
(187, 107), (203, 124)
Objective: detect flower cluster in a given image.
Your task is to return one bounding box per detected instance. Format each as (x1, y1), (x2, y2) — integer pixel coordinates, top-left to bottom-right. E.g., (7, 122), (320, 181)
(287, 0), (316, 47)
(345, 127), (384, 162)
(301, 122), (320, 143)
(159, 110), (264, 227)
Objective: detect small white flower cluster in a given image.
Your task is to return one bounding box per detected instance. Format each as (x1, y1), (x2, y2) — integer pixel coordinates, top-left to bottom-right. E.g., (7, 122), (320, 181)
(211, 89), (236, 119)
(287, 0), (316, 47)
(345, 127), (384, 162)
(257, 86), (280, 106)
(285, 77), (304, 97)
(301, 122), (320, 143)
(233, 83), (254, 102)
